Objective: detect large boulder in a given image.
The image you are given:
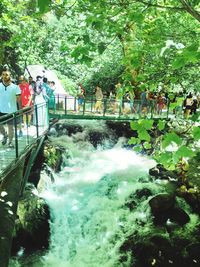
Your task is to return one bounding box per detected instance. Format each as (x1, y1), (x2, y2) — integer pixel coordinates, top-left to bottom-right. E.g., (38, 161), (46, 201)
(149, 193), (176, 215)
(12, 184), (50, 254)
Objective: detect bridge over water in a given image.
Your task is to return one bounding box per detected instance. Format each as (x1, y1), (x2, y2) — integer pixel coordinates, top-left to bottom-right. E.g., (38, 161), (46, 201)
(0, 95), (175, 175)
(1, 93), (186, 186)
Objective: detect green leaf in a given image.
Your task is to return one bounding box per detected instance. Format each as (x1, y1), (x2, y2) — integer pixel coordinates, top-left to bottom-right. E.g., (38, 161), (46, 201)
(144, 142), (152, 149)
(138, 130), (150, 141)
(81, 55), (93, 66)
(170, 77), (178, 83)
(193, 127), (200, 141)
(130, 121), (138, 130)
(38, 0), (50, 13)
(130, 57), (141, 68)
(141, 119), (154, 130)
(190, 112), (200, 122)
(158, 120), (165, 131)
(186, 43), (199, 52)
(157, 152), (173, 166)
(129, 12), (144, 23)
(135, 74), (146, 82)
(156, 152), (177, 170)
(175, 146), (195, 159)
(128, 137), (138, 145)
(162, 132), (182, 149)
(172, 57), (186, 69)
(133, 146), (142, 153)
(98, 42), (106, 54)
(83, 34), (90, 43)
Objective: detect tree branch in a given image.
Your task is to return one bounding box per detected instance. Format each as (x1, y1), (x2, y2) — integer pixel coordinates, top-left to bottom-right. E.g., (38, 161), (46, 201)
(133, 0), (185, 11)
(178, 0), (200, 23)
(134, 0), (200, 23)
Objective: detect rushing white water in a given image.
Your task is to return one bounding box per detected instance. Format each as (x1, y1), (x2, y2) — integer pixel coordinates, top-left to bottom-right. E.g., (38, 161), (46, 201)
(37, 124), (158, 267)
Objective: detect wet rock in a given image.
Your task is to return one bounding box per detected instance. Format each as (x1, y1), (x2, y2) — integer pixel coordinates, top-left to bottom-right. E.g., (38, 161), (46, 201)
(149, 166), (160, 177)
(124, 198), (137, 210)
(105, 121), (136, 139)
(157, 164), (167, 172)
(54, 122), (83, 136)
(185, 243), (200, 263)
(88, 130), (110, 147)
(149, 165), (177, 181)
(48, 127), (58, 137)
(149, 193), (175, 215)
(168, 207), (190, 226)
(135, 188), (152, 199)
(11, 185), (50, 254)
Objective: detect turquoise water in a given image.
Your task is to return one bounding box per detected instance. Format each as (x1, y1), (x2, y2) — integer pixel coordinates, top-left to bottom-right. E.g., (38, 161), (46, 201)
(9, 121), (199, 267)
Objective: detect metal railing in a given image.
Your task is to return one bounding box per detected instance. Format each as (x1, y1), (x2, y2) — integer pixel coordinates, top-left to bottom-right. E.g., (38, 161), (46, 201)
(0, 103), (49, 173)
(48, 94), (183, 119)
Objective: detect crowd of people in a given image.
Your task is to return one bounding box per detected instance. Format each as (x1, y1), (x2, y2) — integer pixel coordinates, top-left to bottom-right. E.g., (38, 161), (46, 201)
(0, 66), (56, 148)
(76, 82), (200, 118)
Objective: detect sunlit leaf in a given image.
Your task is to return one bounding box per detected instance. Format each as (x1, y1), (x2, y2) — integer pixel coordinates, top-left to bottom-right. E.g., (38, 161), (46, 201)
(162, 132), (182, 149)
(138, 130), (150, 141)
(158, 120), (165, 131)
(172, 57), (186, 69)
(141, 119), (154, 130)
(192, 127), (200, 141)
(175, 146), (195, 159)
(144, 142), (151, 149)
(128, 137), (138, 145)
(38, 0), (50, 13)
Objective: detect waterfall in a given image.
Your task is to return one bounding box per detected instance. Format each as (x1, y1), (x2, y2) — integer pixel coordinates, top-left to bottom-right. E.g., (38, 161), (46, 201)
(39, 123), (156, 267)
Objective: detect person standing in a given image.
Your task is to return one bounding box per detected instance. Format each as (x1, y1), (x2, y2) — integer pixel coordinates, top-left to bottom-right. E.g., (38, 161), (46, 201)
(113, 83), (124, 114)
(0, 68), (21, 148)
(184, 93), (193, 119)
(94, 86), (103, 113)
(48, 81), (56, 110)
(28, 76), (35, 89)
(77, 83), (85, 112)
(33, 76), (48, 127)
(18, 75), (34, 127)
(140, 89), (148, 116)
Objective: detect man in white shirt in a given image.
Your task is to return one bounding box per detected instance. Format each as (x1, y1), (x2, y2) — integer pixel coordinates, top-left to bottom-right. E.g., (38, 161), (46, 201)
(0, 69), (21, 148)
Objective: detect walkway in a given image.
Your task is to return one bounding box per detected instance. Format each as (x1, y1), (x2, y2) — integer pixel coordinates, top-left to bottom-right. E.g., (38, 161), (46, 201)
(49, 94), (173, 120)
(0, 106), (49, 176)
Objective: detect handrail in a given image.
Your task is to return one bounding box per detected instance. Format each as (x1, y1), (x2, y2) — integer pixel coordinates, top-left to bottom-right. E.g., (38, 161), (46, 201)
(0, 107), (32, 123)
(48, 94), (177, 119)
(0, 102), (49, 174)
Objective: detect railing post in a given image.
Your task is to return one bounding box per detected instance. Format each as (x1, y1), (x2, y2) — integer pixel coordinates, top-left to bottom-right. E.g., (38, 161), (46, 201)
(14, 113), (19, 158)
(83, 98), (86, 115)
(74, 97), (77, 112)
(58, 95), (60, 110)
(118, 100), (121, 116)
(166, 99), (170, 119)
(65, 96), (67, 115)
(150, 101), (153, 119)
(35, 105), (39, 138)
(103, 98), (107, 116)
(91, 95), (93, 112)
(25, 110), (30, 145)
